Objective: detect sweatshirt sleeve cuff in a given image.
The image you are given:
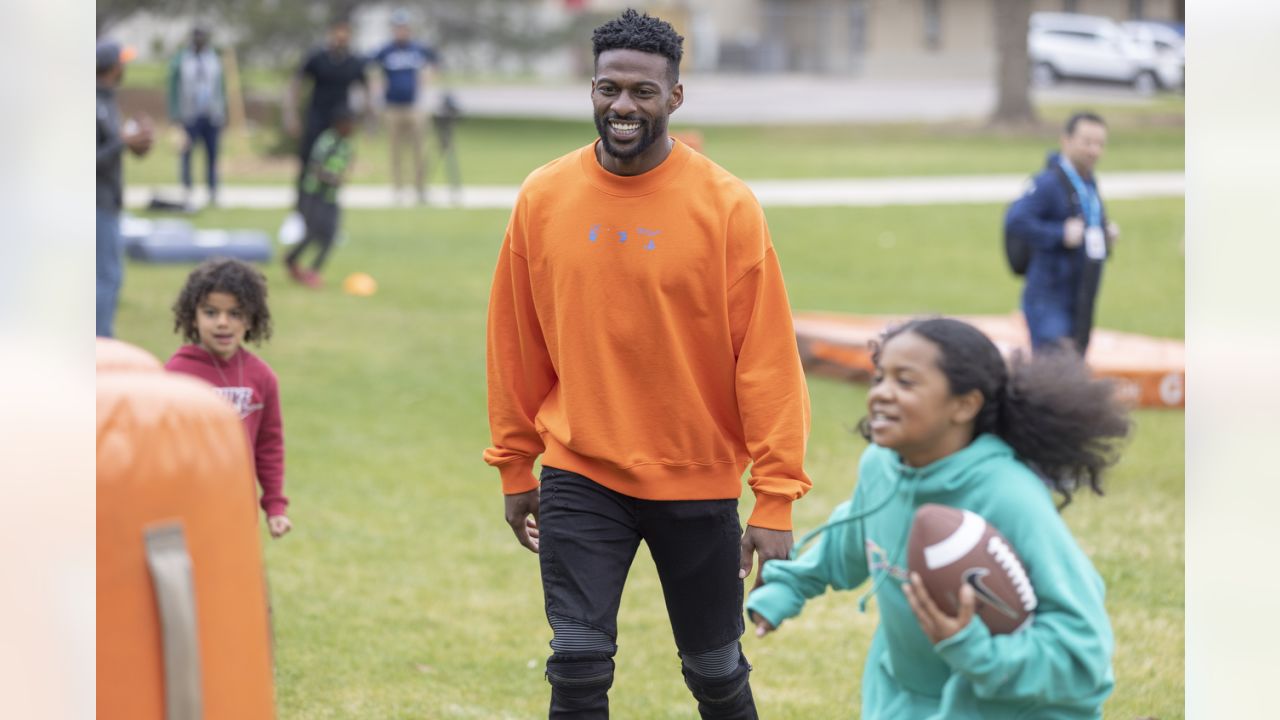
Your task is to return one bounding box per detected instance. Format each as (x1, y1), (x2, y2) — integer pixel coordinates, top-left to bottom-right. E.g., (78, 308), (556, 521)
(262, 499), (289, 518)
(747, 493), (793, 530)
(745, 582), (804, 630)
(934, 615), (992, 671)
(498, 457), (540, 495)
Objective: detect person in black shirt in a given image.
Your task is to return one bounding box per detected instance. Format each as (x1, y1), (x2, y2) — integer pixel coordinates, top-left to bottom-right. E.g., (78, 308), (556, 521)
(284, 17), (368, 205)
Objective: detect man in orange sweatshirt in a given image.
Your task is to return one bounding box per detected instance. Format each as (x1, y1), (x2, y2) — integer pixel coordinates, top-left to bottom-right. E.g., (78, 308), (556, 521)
(484, 10), (811, 718)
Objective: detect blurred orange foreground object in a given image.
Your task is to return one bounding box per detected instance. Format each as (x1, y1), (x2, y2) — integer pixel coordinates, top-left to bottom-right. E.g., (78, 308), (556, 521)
(794, 312), (1185, 409)
(98, 359), (275, 719)
(96, 337), (164, 374)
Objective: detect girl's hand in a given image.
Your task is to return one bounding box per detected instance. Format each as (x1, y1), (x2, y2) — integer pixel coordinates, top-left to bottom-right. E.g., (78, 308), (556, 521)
(268, 515), (293, 539)
(903, 571), (975, 644)
(749, 610), (776, 638)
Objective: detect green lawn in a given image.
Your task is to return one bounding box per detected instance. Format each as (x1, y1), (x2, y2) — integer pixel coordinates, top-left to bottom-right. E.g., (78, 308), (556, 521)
(113, 195), (1183, 718)
(123, 106), (1183, 187)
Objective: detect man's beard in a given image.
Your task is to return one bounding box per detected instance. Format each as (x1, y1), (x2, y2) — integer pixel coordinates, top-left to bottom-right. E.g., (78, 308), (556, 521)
(595, 113), (666, 160)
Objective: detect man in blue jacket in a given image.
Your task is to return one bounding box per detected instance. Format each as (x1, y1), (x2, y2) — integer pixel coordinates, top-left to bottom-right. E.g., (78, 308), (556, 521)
(373, 9), (440, 205)
(1005, 112), (1120, 355)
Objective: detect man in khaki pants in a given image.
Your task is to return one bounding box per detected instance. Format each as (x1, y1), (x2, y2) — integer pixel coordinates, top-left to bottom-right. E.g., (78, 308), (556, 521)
(373, 9), (440, 204)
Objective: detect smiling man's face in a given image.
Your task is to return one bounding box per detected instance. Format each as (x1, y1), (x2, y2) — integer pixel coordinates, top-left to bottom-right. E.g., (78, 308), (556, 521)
(591, 48), (683, 175)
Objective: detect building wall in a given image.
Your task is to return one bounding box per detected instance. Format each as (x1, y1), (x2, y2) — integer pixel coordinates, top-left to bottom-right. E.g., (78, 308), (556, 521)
(703, 0), (1181, 80)
(861, 0), (995, 80)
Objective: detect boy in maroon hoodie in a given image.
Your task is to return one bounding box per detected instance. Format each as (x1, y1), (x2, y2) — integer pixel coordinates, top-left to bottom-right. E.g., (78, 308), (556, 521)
(166, 257), (292, 538)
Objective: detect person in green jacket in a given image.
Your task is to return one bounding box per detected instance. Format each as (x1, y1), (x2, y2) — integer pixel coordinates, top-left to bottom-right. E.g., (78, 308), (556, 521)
(285, 107), (356, 289)
(747, 317), (1130, 719)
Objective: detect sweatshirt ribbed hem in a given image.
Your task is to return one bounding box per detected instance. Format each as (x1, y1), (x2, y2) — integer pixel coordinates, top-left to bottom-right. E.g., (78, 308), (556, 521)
(543, 435), (745, 501)
(538, 436), (795, 530)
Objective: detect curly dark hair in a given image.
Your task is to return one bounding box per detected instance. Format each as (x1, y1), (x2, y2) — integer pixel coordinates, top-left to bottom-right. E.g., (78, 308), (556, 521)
(856, 317), (1131, 507)
(172, 257), (273, 345)
(591, 8), (684, 84)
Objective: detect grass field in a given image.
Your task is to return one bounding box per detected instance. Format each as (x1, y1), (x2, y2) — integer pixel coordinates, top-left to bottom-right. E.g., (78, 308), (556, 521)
(122, 100), (1183, 187)
(113, 193), (1184, 718)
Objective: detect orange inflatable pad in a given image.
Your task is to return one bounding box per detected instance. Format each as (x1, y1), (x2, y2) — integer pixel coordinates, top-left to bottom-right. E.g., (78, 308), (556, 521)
(794, 312), (1185, 409)
(96, 337), (164, 374)
(97, 369), (275, 719)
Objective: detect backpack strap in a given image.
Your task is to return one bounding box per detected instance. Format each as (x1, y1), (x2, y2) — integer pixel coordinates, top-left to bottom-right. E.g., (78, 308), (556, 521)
(1049, 162), (1083, 218)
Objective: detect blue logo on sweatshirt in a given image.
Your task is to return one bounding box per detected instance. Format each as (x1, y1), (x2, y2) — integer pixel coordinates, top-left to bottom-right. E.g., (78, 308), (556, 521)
(588, 224), (660, 251)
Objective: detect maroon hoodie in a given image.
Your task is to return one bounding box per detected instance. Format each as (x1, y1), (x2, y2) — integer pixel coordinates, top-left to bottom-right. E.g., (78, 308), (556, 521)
(165, 344), (288, 517)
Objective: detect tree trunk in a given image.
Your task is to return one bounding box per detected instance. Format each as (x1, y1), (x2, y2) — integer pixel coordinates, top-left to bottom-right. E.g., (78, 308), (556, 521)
(990, 0), (1037, 127)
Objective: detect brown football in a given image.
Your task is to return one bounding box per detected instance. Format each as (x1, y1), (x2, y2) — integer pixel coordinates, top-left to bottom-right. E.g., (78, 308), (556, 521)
(907, 503), (1037, 635)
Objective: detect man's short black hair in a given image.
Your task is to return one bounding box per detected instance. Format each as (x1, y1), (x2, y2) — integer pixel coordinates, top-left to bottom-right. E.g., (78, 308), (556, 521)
(1065, 111), (1107, 136)
(591, 9), (684, 84)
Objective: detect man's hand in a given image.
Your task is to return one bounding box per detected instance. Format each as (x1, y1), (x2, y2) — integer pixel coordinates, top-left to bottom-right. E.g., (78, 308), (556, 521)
(1063, 217), (1085, 249)
(739, 525), (793, 590)
(504, 488), (540, 554)
(1106, 221), (1121, 245)
(902, 571), (975, 644)
(122, 116), (154, 156)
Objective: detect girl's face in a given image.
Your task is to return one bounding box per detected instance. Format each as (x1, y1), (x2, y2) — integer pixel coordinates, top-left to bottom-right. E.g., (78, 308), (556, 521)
(867, 331), (976, 467)
(196, 291), (249, 360)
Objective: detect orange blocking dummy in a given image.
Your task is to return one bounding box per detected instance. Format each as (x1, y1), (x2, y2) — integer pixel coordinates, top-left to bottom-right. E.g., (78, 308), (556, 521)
(98, 345), (275, 720)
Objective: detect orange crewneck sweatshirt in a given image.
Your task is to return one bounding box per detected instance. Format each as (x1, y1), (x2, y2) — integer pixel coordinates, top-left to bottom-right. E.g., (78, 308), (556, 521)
(484, 139), (811, 530)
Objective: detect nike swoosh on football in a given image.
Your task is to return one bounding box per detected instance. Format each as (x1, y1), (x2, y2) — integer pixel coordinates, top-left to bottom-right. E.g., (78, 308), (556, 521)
(961, 567), (1020, 620)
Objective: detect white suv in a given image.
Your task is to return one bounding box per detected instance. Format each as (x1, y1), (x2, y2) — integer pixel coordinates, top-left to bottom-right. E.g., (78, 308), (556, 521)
(1029, 12), (1176, 94)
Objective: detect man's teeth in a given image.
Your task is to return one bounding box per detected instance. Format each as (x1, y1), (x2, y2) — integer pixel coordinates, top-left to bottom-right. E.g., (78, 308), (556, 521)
(610, 120), (641, 132)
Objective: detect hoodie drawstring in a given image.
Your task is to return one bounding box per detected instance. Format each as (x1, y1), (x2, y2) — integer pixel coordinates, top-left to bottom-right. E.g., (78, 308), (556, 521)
(856, 479), (919, 614)
(788, 472), (903, 561)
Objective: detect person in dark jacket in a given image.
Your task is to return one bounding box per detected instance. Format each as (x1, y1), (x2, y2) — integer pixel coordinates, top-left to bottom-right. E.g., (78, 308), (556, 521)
(97, 39), (153, 337)
(1005, 112), (1120, 355)
(283, 17), (368, 207)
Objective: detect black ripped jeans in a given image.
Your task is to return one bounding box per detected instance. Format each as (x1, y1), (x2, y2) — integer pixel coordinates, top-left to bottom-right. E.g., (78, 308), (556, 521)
(538, 466), (757, 719)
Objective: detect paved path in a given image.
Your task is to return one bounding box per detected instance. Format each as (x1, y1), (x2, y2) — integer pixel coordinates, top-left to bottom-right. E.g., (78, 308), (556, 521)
(126, 171), (1184, 211)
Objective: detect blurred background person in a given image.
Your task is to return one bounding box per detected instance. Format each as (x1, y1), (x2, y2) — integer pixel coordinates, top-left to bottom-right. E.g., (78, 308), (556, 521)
(97, 38), (152, 338)
(373, 8), (441, 205)
(286, 107), (357, 289)
(283, 16), (369, 208)
(1005, 111), (1121, 355)
(167, 23), (227, 209)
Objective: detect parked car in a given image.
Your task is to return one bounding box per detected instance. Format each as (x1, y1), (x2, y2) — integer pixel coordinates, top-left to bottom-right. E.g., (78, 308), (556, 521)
(1029, 12), (1176, 94)
(1122, 20), (1185, 90)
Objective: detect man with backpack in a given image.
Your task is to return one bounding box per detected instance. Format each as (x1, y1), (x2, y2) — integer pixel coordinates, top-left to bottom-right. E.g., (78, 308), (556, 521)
(1004, 111), (1120, 355)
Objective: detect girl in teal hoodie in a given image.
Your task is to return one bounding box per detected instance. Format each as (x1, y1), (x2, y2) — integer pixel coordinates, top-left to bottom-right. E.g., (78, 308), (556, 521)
(747, 317), (1130, 719)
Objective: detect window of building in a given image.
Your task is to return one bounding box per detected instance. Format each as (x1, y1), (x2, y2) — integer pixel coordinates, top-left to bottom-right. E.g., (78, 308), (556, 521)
(1130, 0), (1146, 18)
(1063, 0), (1080, 12)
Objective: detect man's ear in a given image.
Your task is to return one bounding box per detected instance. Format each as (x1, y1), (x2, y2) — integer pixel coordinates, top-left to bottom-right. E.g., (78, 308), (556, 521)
(668, 82), (683, 113)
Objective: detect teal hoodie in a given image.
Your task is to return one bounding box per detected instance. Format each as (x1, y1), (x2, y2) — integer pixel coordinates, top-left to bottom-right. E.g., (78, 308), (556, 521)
(746, 434), (1114, 719)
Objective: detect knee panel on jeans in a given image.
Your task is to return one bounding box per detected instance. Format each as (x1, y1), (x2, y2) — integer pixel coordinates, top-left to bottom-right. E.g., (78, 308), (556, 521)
(681, 642), (752, 706)
(549, 614), (616, 655)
